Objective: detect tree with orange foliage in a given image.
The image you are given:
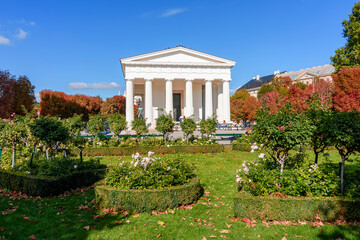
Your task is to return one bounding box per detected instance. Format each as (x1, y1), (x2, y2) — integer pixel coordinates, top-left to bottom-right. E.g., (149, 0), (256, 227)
(230, 89), (250, 121)
(260, 91), (284, 114)
(282, 84), (312, 112)
(100, 95), (126, 115)
(241, 96), (261, 120)
(332, 67), (360, 113)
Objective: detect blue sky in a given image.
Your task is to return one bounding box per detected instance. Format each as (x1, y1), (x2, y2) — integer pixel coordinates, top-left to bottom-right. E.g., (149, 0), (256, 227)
(0, 0), (357, 101)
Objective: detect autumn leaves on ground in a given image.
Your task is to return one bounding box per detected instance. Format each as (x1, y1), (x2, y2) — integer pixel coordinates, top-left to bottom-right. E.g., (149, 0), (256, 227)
(1, 150), (359, 240)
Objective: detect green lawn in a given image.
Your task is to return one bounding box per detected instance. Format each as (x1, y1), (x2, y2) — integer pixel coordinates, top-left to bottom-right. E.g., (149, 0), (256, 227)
(1, 149), (359, 239)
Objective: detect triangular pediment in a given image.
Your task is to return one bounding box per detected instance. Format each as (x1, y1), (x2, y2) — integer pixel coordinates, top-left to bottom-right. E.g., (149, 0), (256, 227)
(121, 47), (236, 66)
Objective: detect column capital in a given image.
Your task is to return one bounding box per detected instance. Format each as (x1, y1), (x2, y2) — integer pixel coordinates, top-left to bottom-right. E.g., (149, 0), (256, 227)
(222, 78), (231, 82)
(125, 78), (133, 82)
(185, 78), (194, 82)
(144, 78), (153, 82)
(205, 79), (213, 82)
(165, 78), (173, 82)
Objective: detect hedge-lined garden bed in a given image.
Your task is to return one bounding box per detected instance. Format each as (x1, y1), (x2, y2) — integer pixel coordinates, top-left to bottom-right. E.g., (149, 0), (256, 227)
(95, 177), (201, 213)
(234, 191), (360, 222)
(0, 168), (106, 197)
(69, 145), (224, 157)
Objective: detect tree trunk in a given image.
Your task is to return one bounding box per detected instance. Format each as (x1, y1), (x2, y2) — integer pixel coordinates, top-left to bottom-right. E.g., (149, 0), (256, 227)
(340, 155), (345, 194)
(50, 148), (53, 162)
(46, 148), (49, 160)
(314, 150), (319, 164)
(11, 146), (16, 167)
(280, 162), (284, 175)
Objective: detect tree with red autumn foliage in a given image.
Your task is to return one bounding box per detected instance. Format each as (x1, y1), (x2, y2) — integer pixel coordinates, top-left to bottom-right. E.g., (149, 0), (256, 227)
(260, 91), (284, 114)
(100, 95), (126, 115)
(282, 84), (312, 112)
(332, 67), (360, 113)
(230, 89), (250, 121)
(0, 70), (35, 118)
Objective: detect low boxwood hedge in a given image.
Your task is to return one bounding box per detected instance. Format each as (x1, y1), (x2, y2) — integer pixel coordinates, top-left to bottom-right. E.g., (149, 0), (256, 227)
(95, 177), (201, 213)
(234, 191), (360, 221)
(69, 145), (224, 157)
(232, 143), (251, 152)
(0, 168), (106, 197)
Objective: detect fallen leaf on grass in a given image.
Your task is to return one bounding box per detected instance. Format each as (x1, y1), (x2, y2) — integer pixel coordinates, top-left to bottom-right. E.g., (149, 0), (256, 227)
(281, 237), (287, 240)
(204, 191), (211, 196)
(157, 234), (161, 238)
(93, 215), (105, 220)
(220, 230), (230, 234)
(84, 226), (90, 231)
(157, 221), (165, 226)
(132, 214), (139, 218)
(2, 206), (18, 215)
(209, 235), (217, 238)
(29, 235), (36, 239)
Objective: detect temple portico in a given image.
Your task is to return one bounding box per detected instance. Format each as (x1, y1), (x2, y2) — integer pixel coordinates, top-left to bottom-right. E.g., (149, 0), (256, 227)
(120, 47), (236, 128)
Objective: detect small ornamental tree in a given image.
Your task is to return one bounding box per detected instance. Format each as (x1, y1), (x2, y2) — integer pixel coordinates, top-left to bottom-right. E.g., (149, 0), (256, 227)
(180, 118), (197, 142)
(306, 97), (331, 164)
(131, 118), (148, 140)
(87, 114), (106, 146)
(66, 114), (85, 136)
(29, 117), (69, 161)
(324, 111), (360, 194)
(0, 118), (27, 166)
(252, 108), (312, 174)
(199, 116), (217, 138)
(108, 113), (127, 138)
(155, 113), (174, 141)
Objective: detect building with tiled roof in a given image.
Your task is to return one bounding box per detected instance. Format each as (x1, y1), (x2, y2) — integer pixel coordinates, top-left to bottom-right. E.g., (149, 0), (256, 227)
(237, 64), (335, 98)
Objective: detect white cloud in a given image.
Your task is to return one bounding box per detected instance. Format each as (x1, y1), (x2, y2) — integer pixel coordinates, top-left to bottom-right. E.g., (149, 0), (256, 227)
(160, 8), (186, 17)
(69, 82), (122, 90)
(0, 35), (10, 45)
(29, 21), (36, 26)
(15, 29), (27, 39)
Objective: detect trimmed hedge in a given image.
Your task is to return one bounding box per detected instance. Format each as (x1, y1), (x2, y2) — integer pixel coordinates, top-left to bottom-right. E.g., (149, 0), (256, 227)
(0, 168), (106, 197)
(234, 191), (360, 221)
(69, 145), (224, 157)
(95, 177), (201, 213)
(232, 143), (251, 152)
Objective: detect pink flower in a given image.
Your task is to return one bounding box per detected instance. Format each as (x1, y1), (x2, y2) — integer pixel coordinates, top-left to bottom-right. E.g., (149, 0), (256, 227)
(288, 124), (292, 127)
(279, 126), (284, 130)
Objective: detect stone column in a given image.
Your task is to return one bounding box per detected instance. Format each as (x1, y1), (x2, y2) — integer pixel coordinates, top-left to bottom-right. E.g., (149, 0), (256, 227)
(217, 82), (223, 121)
(125, 78), (134, 129)
(165, 79), (173, 117)
(145, 78), (153, 124)
(223, 79), (231, 122)
(205, 79), (213, 119)
(185, 79), (194, 117)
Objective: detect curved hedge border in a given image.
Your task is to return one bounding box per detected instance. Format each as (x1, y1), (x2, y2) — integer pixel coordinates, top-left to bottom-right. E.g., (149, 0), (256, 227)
(69, 145), (224, 157)
(95, 177), (201, 213)
(232, 143), (251, 152)
(0, 168), (106, 197)
(234, 191), (360, 221)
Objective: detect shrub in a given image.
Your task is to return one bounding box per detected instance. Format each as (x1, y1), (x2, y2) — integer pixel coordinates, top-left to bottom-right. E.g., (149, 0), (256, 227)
(199, 117), (217, 138)
(105, 152), (195, 190)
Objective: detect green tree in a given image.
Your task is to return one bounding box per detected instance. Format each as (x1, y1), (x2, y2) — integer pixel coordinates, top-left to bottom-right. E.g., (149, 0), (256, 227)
(108, 113), (127, 138)
(252, 108), (312, 174)
(131, 118), (148, 140)
(66, 114), (85, 136)
(324, 111), (360, 194)
(29, 117), (69, 161)
(0, 118), (27, 166)
(331, 1), (360, 72)
(180, 118), (197, 142)
(87, 114), (106, 145)
(155, 113), (174, 141)
(199, 116), (217, 138)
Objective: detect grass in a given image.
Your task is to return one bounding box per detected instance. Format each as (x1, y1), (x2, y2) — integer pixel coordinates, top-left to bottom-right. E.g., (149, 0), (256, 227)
(0, 148), (359, 239)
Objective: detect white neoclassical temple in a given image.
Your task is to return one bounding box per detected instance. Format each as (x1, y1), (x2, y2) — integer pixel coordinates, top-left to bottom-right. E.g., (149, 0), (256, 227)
(120, 47), (236, 127)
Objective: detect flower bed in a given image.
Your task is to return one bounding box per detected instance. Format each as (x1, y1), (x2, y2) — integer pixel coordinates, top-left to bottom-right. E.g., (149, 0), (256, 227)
(0, 168), (106, 197)
(234, 191), (360, 221)
(69, 145), (224, 157)
(96, 152), (201, 212)
(95, 177), (201, 213)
